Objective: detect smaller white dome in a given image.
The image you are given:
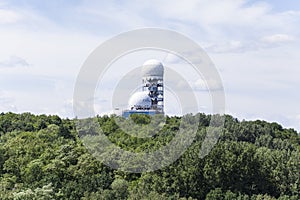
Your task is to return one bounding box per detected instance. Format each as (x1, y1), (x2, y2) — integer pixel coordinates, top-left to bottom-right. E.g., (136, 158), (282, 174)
(142, 59), (164, 77)
(128, 91), (152, 110)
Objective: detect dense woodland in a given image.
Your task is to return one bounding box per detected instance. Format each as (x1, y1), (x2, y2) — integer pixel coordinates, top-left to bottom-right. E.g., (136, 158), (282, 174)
(0, 112), (299, 199)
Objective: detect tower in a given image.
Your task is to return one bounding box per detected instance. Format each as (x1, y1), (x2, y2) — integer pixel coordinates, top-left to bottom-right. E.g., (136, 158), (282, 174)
(122, 59), (164, 118)
(142, 59), (164, 113)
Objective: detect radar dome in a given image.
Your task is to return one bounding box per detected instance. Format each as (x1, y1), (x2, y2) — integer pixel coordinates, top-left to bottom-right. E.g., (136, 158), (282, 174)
(128, 91), (152, 110)
(142, 59), (164, 77)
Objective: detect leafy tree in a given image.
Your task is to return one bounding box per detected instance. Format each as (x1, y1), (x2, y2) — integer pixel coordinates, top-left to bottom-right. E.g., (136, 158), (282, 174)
(0, 112), (299, 199)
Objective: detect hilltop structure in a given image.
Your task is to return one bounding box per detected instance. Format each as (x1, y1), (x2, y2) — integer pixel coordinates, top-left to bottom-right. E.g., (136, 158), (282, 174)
(122, 59), (164, 118)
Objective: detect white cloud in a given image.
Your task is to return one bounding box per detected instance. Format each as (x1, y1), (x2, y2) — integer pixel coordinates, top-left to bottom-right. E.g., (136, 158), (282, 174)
(150, 0), (269, 31)
(73, 1), (149, 31)
(0, 9), (21, 24)
(192, 78), (223, 91)
(73, 0), (290, 41)
(0, 0), (299, 131)
(205, 34), (296, 53)
(205, 40), (253, 53)
(163, 53), (181, 64)
(59, 99), (74, 118)
(123, 0), (300, 54)
(155, 0), (270, 25)
(0, 91), (17, 112)
(0, 55), (29, 68)
(261, 34), (295, 44)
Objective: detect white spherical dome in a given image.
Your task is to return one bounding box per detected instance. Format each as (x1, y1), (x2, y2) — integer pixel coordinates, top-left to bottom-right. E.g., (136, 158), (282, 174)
(142, 59), (164, 77)
(128, 91), (152, 109)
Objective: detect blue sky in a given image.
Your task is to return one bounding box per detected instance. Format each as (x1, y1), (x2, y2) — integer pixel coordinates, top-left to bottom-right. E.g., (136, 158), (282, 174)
(0, 0), (300, 131)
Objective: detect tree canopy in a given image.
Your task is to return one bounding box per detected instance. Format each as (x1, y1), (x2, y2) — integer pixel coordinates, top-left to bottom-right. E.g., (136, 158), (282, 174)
(0, 112), (299, 199)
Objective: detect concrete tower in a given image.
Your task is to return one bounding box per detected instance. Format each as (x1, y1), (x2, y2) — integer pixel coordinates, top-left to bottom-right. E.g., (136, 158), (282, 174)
(122, 59), (164, 118)
(142, 59), (164, 113)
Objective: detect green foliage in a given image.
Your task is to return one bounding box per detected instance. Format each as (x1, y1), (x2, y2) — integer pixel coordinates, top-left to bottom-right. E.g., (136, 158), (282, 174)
(0, 112), (299, 199)
(13, 183), (55, 200)
(130, 113), (151, 124)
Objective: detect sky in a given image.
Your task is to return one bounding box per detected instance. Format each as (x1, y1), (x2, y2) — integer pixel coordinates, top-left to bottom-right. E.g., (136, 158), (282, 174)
(0, 0), (300, 131)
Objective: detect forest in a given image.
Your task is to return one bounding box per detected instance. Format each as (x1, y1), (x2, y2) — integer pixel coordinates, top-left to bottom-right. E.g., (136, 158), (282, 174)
(0, 112), (299, 200)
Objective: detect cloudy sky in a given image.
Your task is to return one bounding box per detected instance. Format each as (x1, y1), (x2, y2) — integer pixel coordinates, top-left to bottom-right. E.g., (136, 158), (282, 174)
(0, 0), (300, 131)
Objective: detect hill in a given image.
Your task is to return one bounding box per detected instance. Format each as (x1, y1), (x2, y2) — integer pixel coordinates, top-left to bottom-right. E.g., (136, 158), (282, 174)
(0, 112), (299, 199)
